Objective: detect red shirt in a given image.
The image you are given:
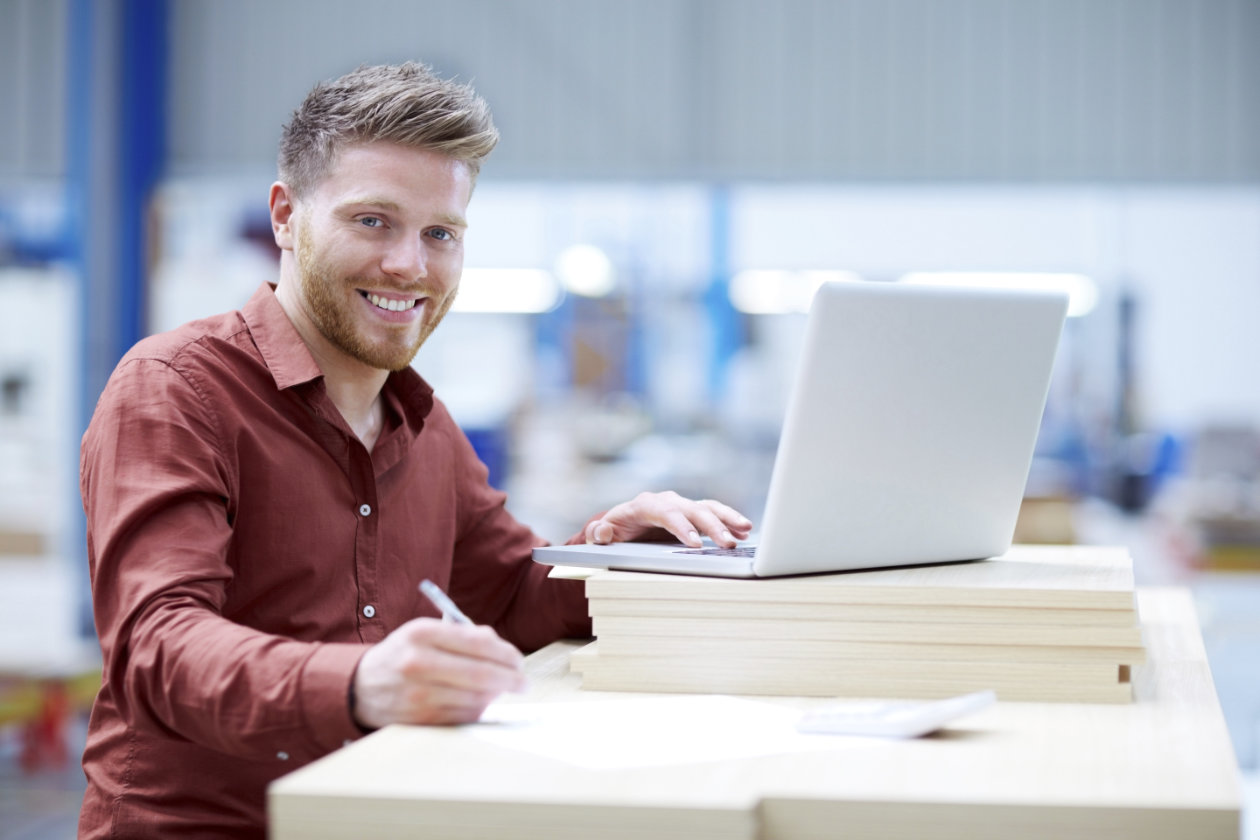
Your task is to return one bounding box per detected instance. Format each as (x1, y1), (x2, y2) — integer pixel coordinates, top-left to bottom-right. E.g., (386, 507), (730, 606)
(78, 283), (591, 838)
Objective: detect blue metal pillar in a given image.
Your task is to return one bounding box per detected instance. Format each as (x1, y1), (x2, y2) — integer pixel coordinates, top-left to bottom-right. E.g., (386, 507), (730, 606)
(116, 0), (168, 360)
(703, 185), (740, 404)
(67, 0), (168, 634)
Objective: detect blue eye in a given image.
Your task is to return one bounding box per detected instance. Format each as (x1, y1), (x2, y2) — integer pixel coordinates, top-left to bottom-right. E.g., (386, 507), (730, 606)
(429, 228), (452, 241)
(360, 217), (383, 228)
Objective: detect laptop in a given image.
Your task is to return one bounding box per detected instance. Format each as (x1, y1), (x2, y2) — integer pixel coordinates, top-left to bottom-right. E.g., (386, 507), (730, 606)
(532, 280), (1069, 578)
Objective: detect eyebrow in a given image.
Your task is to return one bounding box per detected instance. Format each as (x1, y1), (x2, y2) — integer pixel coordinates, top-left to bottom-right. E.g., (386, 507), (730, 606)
(339, 197), (467, 229)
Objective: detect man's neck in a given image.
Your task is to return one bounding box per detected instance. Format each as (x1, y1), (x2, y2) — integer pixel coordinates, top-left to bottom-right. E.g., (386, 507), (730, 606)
(273, 278), (390, 449)
(321, 367), (388, 450)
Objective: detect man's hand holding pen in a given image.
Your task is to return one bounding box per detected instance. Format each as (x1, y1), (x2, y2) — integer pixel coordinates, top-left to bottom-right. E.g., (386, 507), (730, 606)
(351, 605), (527, 729)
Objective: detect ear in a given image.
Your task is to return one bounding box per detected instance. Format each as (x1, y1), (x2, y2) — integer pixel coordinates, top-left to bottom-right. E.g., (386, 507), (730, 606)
(269, 182), (298, 251)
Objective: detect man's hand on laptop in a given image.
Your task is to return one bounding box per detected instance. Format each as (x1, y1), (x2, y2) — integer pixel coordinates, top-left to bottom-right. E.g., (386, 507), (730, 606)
(584, 491), (753, 549)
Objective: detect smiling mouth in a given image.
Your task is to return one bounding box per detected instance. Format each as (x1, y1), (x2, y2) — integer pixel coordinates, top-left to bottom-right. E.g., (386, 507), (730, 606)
(360, 291), (419, 312)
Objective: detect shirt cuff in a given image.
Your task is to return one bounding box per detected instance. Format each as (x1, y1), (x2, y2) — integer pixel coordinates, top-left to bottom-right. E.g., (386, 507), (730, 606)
(297, 642), (371, 754)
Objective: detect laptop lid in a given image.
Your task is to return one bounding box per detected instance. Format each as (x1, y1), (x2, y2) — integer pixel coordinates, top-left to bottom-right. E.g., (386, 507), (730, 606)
(533, 281), (1069, 578)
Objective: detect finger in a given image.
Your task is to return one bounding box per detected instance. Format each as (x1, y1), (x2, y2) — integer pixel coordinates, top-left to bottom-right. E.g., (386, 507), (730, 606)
(418, 702), (494, 726)
(399, 685), (501, 725)
(699, 499), (754, 538)
(653, 499), (752, 549)
(424, 692), (507, 726)
(403, 620), (527, 688)
(404, 643), (528, 695)
(589, 492), (753, 547)
(615, 491), (700, 546)
(653, 508), (709, 548)
(409, 619), (525, 667)
(674, 504), (739, 548)
(700, 498), (745, 531)
(406, 683), (497, 709)
(585, 519), (616, 545)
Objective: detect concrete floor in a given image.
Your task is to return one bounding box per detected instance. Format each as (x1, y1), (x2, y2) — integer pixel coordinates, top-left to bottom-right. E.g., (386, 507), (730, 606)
(0, 715), (86, 840)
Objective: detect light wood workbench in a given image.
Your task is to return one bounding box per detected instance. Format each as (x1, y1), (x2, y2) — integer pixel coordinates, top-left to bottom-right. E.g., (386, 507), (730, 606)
(269, 588), (1242, 839)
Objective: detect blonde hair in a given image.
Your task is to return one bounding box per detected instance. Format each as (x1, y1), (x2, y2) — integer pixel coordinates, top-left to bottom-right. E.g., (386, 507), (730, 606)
(278, 62), (499, 196)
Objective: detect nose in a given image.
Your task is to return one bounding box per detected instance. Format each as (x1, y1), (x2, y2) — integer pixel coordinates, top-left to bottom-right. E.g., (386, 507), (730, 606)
(380, 234), (426, 282)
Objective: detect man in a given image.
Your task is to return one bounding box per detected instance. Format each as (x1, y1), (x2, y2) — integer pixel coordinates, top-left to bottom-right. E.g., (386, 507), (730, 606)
(78, 62), (750, 838)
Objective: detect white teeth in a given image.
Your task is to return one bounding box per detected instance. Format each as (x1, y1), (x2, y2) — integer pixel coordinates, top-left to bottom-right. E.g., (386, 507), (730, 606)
(367, 293), (417, 312)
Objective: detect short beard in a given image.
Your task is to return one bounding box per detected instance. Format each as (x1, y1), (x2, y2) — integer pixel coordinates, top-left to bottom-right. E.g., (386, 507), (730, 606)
(295, 226), (453, 371)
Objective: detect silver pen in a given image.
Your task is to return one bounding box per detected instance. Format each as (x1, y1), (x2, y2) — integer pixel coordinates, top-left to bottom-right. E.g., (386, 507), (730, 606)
(418, 579), (473, 625)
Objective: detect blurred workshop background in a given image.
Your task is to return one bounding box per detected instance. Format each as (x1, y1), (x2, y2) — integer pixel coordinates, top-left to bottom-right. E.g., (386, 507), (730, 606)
(1, 0), (1258, 837)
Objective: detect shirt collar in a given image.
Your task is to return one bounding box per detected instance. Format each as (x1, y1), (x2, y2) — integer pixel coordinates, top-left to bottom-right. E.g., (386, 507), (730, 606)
(242, 282), (435, 424)
(242, 283), (323, 390)
(385, 365), (436, 432)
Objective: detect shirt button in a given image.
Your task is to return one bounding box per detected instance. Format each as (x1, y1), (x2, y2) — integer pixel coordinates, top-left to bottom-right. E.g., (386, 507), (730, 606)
(359, 503), (372, 516)
(363, 605), (376, 618)
(277, 751), (290, 761)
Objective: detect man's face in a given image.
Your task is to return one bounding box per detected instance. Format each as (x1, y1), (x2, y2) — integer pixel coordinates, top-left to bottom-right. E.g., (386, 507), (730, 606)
(288, 142), (473, 371)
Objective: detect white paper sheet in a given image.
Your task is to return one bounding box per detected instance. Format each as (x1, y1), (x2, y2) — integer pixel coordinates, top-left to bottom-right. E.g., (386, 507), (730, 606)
(470, 695), (844, 770)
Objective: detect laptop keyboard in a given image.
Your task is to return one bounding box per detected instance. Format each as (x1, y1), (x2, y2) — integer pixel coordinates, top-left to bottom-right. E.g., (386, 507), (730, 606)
(672, 546), (758, 558)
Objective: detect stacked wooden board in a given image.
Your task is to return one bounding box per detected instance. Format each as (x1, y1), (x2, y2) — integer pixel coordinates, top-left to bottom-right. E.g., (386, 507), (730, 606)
(570, 545), (1144, 703)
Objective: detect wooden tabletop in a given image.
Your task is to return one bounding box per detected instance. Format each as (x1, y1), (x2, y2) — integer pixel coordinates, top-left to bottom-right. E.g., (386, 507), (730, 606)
(269, 587), (1242, 840)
